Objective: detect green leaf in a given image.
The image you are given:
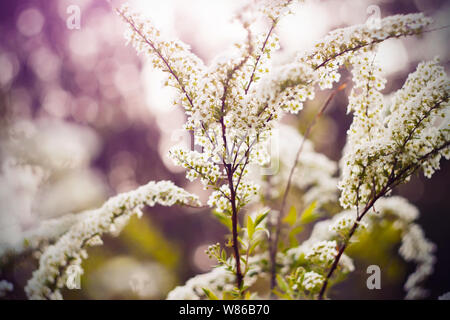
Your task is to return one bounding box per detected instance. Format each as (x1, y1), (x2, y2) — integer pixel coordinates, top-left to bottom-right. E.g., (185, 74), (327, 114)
(202, 288), (219, 300)
(247, 216), (255, 239)
(212, 211), (232, 231)
(237, 236), (247, 248)
(272, 289), (291, 300)
(248, 239), (261, 255)
(283, 206), (297, 226)
(299, 201), (318, 224)
(221, 249), (227, 262)
(276, 274), (290, 293)
(254, 210), (269, 227)
(288, 224), (303, 248)
(222, 292), (234, 300)
(288, 228), (302, 247)
(290, 225), (304, 236)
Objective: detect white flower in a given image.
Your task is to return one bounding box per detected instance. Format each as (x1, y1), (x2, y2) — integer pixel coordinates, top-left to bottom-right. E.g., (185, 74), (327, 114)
(305, 240), (338, 265)
(302, 271), (324, 291)
(339, 58), (449, 209)
(329, 214), (355, 234)
(400, 224), (436, 299)
(25, 180), (200, 300)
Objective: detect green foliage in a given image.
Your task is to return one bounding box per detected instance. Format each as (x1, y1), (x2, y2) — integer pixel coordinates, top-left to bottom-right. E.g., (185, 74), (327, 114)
(299, 201), (319, 224)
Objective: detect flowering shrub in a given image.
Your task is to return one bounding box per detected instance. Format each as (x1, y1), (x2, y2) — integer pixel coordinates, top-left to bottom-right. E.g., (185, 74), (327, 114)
(1, 0), (448, 300)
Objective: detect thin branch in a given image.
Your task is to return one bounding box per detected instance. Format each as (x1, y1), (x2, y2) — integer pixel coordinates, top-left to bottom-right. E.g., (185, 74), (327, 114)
(234, 147), (252, 192)
(269, 84), (346, 291)
(226, 163), (244, 289)
(233, 136), (258, 172)
(171, 155), (230, 201)
(118, 10), (196, 110)
(245, 23), (276, 94)
(312, 27), (431, 71)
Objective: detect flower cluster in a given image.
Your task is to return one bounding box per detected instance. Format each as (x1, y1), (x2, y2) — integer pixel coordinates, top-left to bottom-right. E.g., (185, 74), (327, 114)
(257, 0), (299, 22)
(340, 58), (449, 209)
(399, 224), (436, 299)
(0, 211), (84, 258)
(118, 4), (204, 114)
(25, 181), (200, 299)
(167, 267), (234, 300)
(101, 4), (449, 301)
(301, 271), (324, 292)
(254, 13), (433, 127)
(299, 196), (435, 298)
(284, 230), (356, 277)
(388, 60), (449, 178)
(304, 240), (338, 266)
(300, 13), (432, 73)
(118, 8), (434, 205)
(329, 214), (359, 235)
(169, 147), (222, 185)
(207, 181), (259, 213)
(167, 254), (264, 300)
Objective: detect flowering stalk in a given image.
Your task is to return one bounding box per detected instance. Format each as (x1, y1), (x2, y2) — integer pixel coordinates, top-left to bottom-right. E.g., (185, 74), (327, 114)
(318, 143), (448, 299)
(318, 57), (449, 299)
(25, 181), (200, 299)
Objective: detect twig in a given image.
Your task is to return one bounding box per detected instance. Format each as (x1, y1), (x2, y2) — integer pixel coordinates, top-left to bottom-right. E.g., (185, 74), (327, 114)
(226, 163), (244, 289)
(245, 23), (276, 94)
(269, 84), (346, 292)
(119, 11), (196, 111)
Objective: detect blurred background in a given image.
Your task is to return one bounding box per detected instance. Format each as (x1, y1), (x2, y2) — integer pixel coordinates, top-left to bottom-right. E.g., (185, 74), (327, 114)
(0, 0), (449, 299)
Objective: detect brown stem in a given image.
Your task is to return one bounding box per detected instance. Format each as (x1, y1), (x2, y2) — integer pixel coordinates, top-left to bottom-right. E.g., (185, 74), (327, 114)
(219, 73), (244, 290)
(245, 23), (276, 94)
(269, 85), (345, 292)
(226, 163), (243, 289)
(317, 193), (382, 300)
